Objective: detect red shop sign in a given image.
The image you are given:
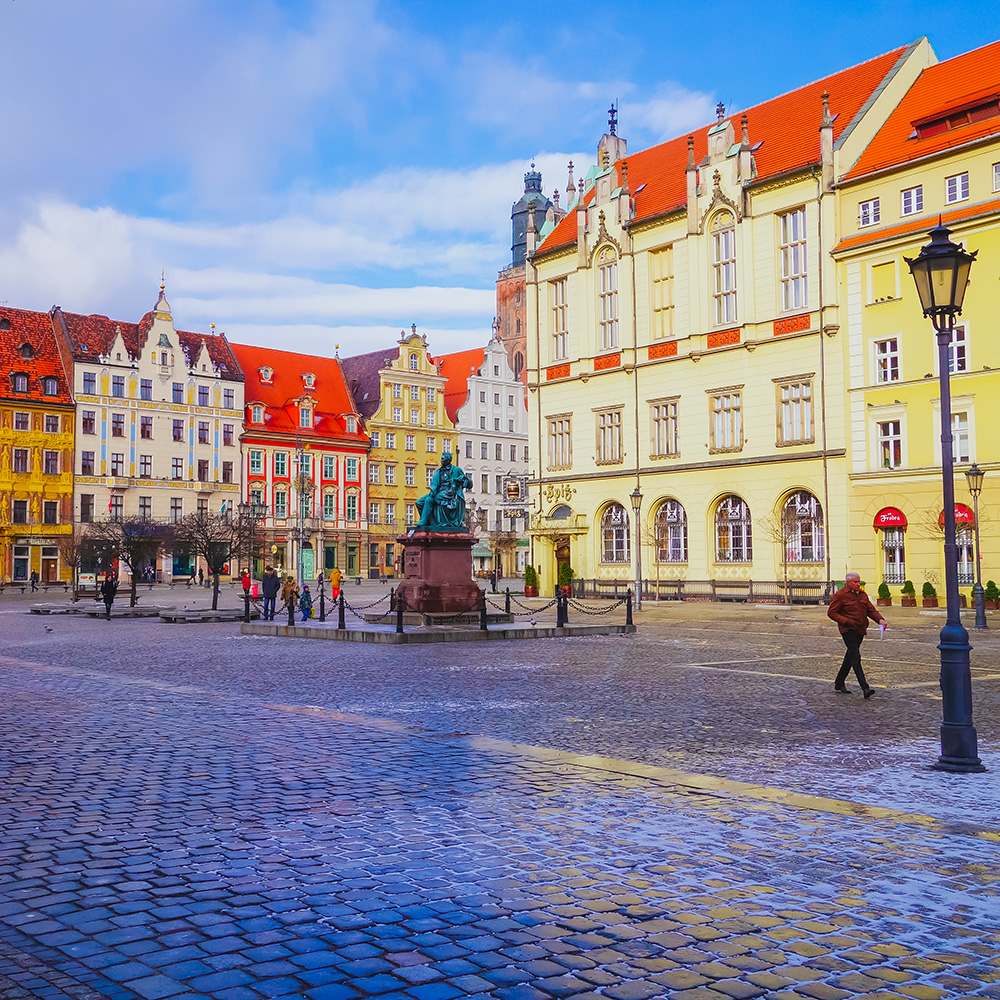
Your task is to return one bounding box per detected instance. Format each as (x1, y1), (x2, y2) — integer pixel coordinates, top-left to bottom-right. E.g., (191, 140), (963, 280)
(874, 507), (907, 529)
(938, 503), (975, 527)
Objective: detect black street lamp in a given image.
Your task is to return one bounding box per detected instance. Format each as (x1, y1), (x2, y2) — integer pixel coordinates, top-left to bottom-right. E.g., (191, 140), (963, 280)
(237, 500), (268, 581)
(630, 486), (643, 612)
(905, 222), (985, 772)
(965, 463), (987, 631)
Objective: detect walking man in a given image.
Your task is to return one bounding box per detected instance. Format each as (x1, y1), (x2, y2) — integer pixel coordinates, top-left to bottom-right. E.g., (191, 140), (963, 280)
(827, 572), (887, 697)
(100, 573), (118, 621)
(260, 565), (279, 621)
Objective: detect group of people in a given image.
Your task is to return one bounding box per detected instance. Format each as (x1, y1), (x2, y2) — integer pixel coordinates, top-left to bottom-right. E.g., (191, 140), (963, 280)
(256, 566), (344, 622)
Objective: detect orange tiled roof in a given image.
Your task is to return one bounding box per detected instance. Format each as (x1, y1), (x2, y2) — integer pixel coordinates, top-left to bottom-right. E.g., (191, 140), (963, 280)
(833, 197), (1000, 253)
(538, 43), (911, 255)
(230, 342), (367, 444)
(433, 347), (486, 424)
(845, 40), (1000, 180)
(0, 306), (74, 406)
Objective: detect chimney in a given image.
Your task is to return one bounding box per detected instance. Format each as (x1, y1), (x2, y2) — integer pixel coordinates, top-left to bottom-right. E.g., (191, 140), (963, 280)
(686, 135), (698, 235)
(820, 91), (834, 193)
(739, 114), (752, 182)
(576, 178), (587, 266)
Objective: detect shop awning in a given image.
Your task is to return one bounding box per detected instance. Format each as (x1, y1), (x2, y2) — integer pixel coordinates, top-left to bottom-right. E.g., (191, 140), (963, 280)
(938, 503), (975, 527)
(874, 507), (907, 529)
(471, 545), (492, 557)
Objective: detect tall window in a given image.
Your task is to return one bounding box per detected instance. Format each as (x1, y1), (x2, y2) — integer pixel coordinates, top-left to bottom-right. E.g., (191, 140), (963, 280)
(777, 380), (813, 446)
(224, 388), (234, 409)
(369, 464), (380, 484)
(139, 455), (152, 477)
(173, 419), (184, 442)
(275, 491), (288, 519)
(110, 495), (123, 520)
(44, 501), (58, 525)
(711, 212), (737, 324)
(324, 494), (336, 520)
(222, 461), (232, 483)
(273, 452), (287, 477)
(172, 457), (184, 479)
(81, 495), (94, 522)
(947, 325), (967, 374)
(249, 450), (263, 476)
(81, 452), (94, 475)
(957, 526), (974, 586)
(649, 246), (674, 339)
(110, 453), (124, 476)
(112, 375), (125, 397)
(404, 434), (415, 451)
(551, 278), (568, 359)
(900, 186), (923, 216)
(198, 421), (209, 444)
(596, 408), (623, 465)
(406, 503), (416, 526)
(111, 413), (125, 437)
(251, 405), (264, 423)
(650, 399), (678, 458)
(409, 353), (419, 370)
(779, 208), (807, 311)
(346, 494), (357, 521)
(405, 466), (415, 487)
(139, 496), (152, 521)
(300, 407), (312, 428)
(597, 247), (619, 349)
(323, 455), (336, 479)
(15, 412), (30, 431)
(83, 372), (96, 394)
(945, 172), (969, 204)
(783, 492), (825, 562)
(223, 424), (234, 446)
(409, 385), (419, 401)
(547, 415), (572, 470)
(882, 528), (905, 584)
(715, 495), (752, 563)
(172, 382), (184, 403)
(878, 420), (902, 468)
(346, 457), (359, 480)
(385, 464), (396, 485)
(952, 411), (970, 464)
(875, 338), (899, 383)
(198, 385), (209, 406)
(197, 459), (209, 482)
(170, 498), (183, 523)
(140, 379), (153, 401)
(82, 410), (96, 434)
(601, 503), (630, 563)
(140, 416), (153, 439)
(655, 500), (687, 562)
(44, 450), (60, 474)
(369, 502), (380, 524)
(13, 449), (29, 473)
(710, 390), (742, 452)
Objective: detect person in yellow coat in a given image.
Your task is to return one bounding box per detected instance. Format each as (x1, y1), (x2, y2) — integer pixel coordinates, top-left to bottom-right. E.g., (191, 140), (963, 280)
(329, 567), (342, 600)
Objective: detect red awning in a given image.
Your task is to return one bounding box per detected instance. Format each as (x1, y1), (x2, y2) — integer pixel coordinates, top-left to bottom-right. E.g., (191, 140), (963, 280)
(938, 503), (975, 526)
(874, 507), (907, 529)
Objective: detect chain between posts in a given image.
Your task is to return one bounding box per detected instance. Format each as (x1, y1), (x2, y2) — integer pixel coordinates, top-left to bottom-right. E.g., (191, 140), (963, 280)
(486, 597), (558, 616)
(567, 598), (627, 616)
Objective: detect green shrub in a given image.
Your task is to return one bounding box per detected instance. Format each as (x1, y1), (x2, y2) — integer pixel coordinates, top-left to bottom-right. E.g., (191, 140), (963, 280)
(922, 581), (937, 598)
(985, 580), (999, 602)
(877, 582), (891, 600)
(557, 564), (575, 587)
(524, 564), (538, 588)
(901, 580), (915, 595)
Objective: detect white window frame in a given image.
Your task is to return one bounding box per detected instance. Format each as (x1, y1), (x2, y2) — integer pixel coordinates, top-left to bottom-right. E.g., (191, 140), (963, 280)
(778, 208), (807, 311)
(324, 493), (336, 520)
(369, 502), (380, 524)
(551, 277), (568, 360)
(900, 185), (923, 216)
(595, 407), (623, 465)
(776, 379), (814, 446)
(859, 198), (880, 227)
(931, 396), (975, 466)
(547, 414), (572, 470)
(711, 213), (737, 325)
(873, 337), (900, 384)
(871, 406), (906, 470)
(651, 398), (678, 458)
(882, 527), (906, 585)
(369, 464), (380, 484)
(597, 248), (619, 350)
(945, 172), (969, 204)
(249, 450), (263, 476)
(649, 245), (674, 340)
(709, 389), (743, 453)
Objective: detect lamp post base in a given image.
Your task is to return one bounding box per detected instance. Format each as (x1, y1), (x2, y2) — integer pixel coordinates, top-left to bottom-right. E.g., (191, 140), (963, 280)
(934, 722), (987, 771)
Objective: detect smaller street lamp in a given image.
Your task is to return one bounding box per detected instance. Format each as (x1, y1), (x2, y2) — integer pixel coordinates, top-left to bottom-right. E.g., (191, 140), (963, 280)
(630, 486), (643, 612)
(965, 463), (987, 630)
(237, 500), (268, 581)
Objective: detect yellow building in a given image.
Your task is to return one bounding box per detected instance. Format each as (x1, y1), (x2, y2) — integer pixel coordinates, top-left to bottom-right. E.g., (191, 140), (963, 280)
(0, 306), (76, 585)
(525, 43), (931, 598)
(833, 40), (1000, 600)
(342, 328), (458, 578)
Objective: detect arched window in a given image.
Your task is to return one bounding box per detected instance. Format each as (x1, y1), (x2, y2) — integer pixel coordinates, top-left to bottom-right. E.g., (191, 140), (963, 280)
(882, 529), (906, 584)
(513, 352), (524, 379)
(711, 211), (737, 325)
(597, 247), (619, 350)
(601, 502), (630, 563)
(715, 494), (752, 562)
(655, 500), (688, 563)
(409, 353), (419, 370)
(782, 491), (825, 562)
(957, 525), (974, 585)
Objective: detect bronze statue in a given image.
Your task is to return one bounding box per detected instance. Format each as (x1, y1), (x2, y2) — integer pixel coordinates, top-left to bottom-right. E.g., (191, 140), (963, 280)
(413, 452), (472, 532)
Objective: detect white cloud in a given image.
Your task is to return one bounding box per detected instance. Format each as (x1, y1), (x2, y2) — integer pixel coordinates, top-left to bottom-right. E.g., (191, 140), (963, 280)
(625, 84), (718, 141)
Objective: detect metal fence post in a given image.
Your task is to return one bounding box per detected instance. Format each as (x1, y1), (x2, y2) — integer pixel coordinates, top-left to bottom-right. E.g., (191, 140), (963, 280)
(337, 591), (346, 630)
(479, 589), (487, 631)
(626, 589), (633, 626)
(396, 592), (405, 634)
(243, 590), (251, 624)
(505, 587), (511, 616)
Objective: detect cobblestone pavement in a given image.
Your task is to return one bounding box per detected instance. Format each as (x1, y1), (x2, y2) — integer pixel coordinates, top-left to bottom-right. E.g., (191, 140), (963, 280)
(2, 596), (999, 999)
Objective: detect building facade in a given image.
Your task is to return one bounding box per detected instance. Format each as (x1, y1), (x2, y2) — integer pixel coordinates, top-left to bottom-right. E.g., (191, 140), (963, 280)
(230, 343), (369, 582)
(0, 307), (76, 584)
(833, 40), (1000, 598)
(525, 41), (932, 596)
(438, 335), (530, 576)
(342, 328), (456, 578)
(51, 286), (245, 581)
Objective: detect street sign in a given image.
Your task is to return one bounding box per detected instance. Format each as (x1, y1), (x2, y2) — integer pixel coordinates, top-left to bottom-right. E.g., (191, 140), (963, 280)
(506, 479), (522, 500)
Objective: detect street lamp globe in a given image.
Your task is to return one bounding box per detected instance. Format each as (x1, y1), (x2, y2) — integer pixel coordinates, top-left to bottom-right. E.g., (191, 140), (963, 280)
(966, 462), (985, 497)
(904, 221), (977, 329)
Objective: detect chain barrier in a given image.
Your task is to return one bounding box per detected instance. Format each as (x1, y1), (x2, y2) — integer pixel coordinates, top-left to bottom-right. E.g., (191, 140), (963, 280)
(486, 597), (558, 616)
(567, 597), (627, 616)
(343, 593), (393, 614)
(507, 594), (556, 612)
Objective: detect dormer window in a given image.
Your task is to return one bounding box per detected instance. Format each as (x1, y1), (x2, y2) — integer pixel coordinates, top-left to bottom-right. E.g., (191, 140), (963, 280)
(302, 372), (316, 388)
(300, 407), (312, 428)
(409, 353), (418, 370)
(347, 416), (357, 433)
(0, 319), (10, 332)
(19, 343), (34, 360)
(43, 377), (58, 396)
(258, 366), (274, 384)
(12, 373), (29, 393)
(251, 404), (264, 423)
(913, 94), (1000, 140)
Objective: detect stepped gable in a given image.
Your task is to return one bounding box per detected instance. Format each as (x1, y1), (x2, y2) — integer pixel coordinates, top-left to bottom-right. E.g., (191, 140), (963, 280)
(845, 39), (1000, 179)
(537, 43), (910, 255)
(0, 306), (74, 405)
(229, 342), (365, 441)
(340, 346), (400, 421)
(433, 347), (486, 425)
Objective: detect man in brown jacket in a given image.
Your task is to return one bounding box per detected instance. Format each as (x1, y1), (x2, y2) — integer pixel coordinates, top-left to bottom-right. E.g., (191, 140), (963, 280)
(827, 572), (887, 697)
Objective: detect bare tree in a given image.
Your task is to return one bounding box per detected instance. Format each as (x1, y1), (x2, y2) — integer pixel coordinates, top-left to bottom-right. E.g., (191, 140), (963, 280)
(174, 511), (235, 610)
(55, 523), (89, 602)
(84, 517), (173, 607)
(757, 506), (801, 604)
(486, 528), (517, 578)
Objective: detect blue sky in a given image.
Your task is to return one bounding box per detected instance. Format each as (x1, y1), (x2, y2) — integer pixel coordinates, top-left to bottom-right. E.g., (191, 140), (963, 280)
(1, 1), (995, 357)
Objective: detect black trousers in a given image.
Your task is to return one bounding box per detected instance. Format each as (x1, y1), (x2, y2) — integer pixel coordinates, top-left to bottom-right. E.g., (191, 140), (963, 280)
(836, 629), (870, 689)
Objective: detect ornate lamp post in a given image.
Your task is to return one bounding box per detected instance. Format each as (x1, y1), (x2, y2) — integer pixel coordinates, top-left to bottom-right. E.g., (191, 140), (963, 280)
(905, 222), (984, 772)
(630, 486), (643, 612)
(965, 463), (987, 630)
(237, 500), (268, 581)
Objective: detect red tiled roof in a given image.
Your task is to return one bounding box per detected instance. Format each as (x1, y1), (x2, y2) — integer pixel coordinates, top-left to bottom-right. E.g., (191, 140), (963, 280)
(53, 307), (242, 378)
(340, 346), (402, 420)
(538, 44), (911, 255)
(229, 342), (367, 444)
(0, 306), (74, 406)
(433, 347), (485, 424)
(845, 40), (1000, 180)
(833, 197), (1000, 253)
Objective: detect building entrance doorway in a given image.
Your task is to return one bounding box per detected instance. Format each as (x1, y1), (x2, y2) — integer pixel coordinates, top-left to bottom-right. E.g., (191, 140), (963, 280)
(555, 538), (571, 593)
(42, 558), (59, 583)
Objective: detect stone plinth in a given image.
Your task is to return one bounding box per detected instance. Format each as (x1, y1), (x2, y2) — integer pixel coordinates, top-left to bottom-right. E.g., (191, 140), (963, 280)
(394, 530), (481, 614)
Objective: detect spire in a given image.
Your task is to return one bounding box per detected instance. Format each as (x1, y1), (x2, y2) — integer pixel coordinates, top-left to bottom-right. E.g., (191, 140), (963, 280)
(566, 160), (575, 202)
(739, 114), (752, 183)
(154, 272), (172, 321)
(740, 114), (750, 150)
(687, 135), (695, 171)
(716, 101), (726, 121)
(552, 188), (560, 210)
(608, 102), (618, 136)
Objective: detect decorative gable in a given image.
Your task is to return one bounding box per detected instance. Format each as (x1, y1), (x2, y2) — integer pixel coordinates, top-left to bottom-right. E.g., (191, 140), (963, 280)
(258, 366), (274, 384)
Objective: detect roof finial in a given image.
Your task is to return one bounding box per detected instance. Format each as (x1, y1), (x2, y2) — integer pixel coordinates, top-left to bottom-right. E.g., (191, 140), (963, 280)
(716, 101), (726, 121)
(821, 91), (832, 128)
(160, 268), (165, 293)
(566, 160), (575, 197)
(411, 323), (417, 336)
(608, 102), (618, 136)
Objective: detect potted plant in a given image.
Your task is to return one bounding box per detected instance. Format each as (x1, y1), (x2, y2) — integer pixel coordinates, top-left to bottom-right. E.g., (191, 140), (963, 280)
(922, 581), (938, 608)
(876, 582), (892, 607)
(523, 564), (539, 598)
(900, 580), (917, 607)
(557, 563), (575, 597)
(985, 580), (999, 611)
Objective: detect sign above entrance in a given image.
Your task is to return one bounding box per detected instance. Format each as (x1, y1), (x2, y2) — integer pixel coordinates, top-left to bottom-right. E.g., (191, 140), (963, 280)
(938, 503), (975, 527)
(874, 507), (907, 529)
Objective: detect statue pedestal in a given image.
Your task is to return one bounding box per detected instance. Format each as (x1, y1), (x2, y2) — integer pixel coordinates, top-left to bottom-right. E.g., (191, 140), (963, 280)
(395, 530), (481, 614)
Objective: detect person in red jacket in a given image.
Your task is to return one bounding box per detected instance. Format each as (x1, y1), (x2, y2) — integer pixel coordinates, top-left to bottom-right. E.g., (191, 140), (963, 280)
(827, 572), (887, 697)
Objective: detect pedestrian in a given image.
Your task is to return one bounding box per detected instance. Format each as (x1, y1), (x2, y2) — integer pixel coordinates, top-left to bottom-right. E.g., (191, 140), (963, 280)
(189, 565), (196, 583)
(241, 569), (251, 596)
(100, 573), (118, 620)
(260, 566), (279, 621)
(29, 570), (39, 592)
(827, 572), (887, 698)
(197, 567), (204, 587)
(329, 567), (341, 601)
(281, 575), (300, 618)
(299, 585), (313, 621)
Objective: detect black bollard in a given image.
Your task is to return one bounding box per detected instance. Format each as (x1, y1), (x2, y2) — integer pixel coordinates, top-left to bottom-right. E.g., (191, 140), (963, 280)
(287, 599), (295, 627)
(555, 586), (564, 628)
(396, 592), (404, 634)
(318, 588), (326, 623)
(243, 590), (251, 624)
(505, 586), (511, 616)
(338, 591), (346, 630)
(479, 589), (487, 631)
(626, 589), (633, 627)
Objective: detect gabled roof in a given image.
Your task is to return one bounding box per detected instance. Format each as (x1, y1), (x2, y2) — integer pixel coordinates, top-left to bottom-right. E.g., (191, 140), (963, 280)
(0, 306), (74, 406)
(340, 346), (402, 420)
(52, 306), (242, 378)
(844, 40), (1000, 180)
(538, 43), (911, 255)
(433, 347), (486, 424)
(229, 342), (366, 444)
